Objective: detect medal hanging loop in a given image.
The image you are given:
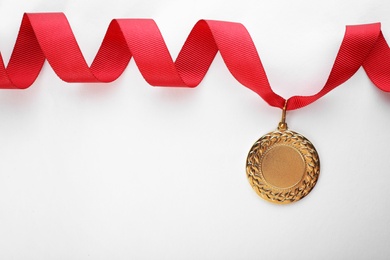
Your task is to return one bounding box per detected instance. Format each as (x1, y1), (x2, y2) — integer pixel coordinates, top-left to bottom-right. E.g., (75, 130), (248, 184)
(278, 99), (288, 131)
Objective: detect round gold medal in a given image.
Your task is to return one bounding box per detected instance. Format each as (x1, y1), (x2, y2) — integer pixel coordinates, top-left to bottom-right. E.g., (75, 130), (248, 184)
(246, 105), (320, 204)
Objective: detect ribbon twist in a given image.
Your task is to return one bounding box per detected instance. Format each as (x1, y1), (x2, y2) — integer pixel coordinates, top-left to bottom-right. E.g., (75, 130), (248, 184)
(1, 13), (390, 110)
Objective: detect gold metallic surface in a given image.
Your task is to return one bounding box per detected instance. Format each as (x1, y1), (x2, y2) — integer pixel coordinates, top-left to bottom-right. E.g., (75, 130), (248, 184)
(246, 104), (319, 204)
(261, 145), (305, 189)
(246, 129), (320, 204)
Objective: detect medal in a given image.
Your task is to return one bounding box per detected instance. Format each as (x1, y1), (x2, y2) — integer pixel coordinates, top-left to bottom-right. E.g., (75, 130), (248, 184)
(246, 102), (320, 204)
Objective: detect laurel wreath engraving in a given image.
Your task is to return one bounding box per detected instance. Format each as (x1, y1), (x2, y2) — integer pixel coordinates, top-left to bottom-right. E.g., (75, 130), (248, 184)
(246, 130), (320, 204)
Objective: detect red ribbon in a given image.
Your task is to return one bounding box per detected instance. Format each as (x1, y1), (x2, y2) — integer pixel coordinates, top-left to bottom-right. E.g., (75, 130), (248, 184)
(1, 13), (390, 110)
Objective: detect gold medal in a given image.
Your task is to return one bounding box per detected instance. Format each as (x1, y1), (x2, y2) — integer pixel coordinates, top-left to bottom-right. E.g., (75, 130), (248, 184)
(246, 102), (320, 204)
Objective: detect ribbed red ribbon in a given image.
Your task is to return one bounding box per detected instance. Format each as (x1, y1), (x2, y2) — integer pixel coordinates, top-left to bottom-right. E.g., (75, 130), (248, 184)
(1, 13), (390, 110)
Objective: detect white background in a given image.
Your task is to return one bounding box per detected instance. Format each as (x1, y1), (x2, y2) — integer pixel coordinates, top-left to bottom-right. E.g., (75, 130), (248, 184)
(0, 0), (389, 259)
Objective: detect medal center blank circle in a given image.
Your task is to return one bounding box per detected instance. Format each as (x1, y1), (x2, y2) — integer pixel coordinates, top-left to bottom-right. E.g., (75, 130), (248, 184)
(261, 145), (305, 189)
